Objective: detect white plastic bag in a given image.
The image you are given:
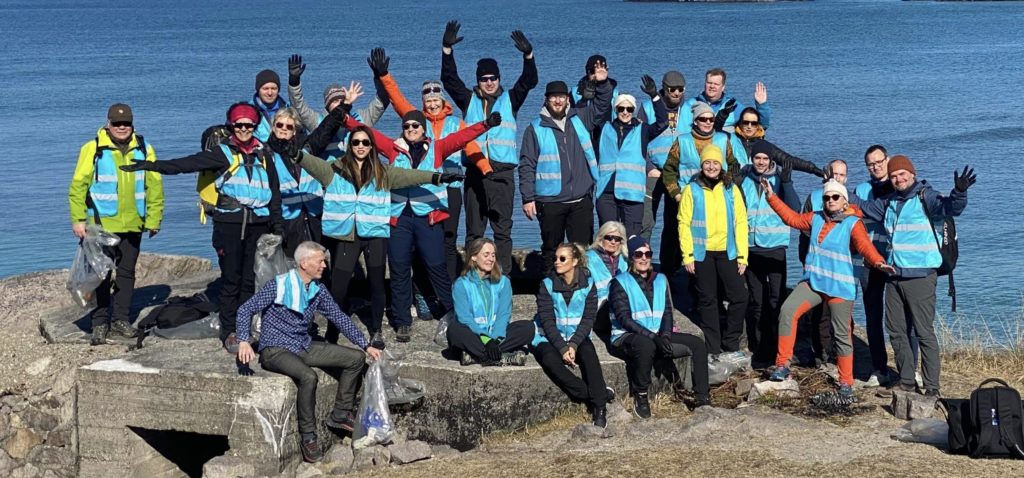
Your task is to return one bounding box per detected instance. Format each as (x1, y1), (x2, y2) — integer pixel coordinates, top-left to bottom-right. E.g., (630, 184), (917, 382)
(708, 359), (741, 385)
(434, 312), (452, 347)
(254, 234), (289, 290)
(66, 225), (121, 308)
(353, 360), (395, 449)
(891, 418), (949, 448)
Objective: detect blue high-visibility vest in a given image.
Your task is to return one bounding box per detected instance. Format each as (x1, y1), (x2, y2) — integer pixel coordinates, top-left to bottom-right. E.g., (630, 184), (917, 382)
(808, 188), (824, 212)
(531, 276), (594, 346)
(740, 173), (789, 249)
(321, 174), (391, 239)
(884, 196), (942, 269)
(88, 139), (146, 219)
(729, 133), (749, 167)
(585, 249), (627, 306)
(390, 141), (447, 218)
(466, 92), (517, 165)
(688, 181), (738, 261)
(426, 115), (466, 188)
(854, 182), (890, 281)
(253, 97), (290, 142)
(596, 122), (646, 202)
(214, 144), (272, 216)
(273, 269), (320, 314)
(272, 152), (323, 220)
(641, 99), (684, 170)
(674, 133), (730, 190)
(804, 214), (859, 300)
(610, 272), (667, 344)
(454, 274), (511, 337)
(531, 116), (598, 197)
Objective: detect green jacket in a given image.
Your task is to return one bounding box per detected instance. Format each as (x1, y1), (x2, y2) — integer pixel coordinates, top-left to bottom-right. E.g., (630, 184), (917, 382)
(68, 128), (164, 232)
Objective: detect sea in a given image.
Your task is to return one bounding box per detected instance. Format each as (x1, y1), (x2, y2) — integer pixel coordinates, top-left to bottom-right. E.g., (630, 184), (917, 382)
(2, 0), (1022, 340)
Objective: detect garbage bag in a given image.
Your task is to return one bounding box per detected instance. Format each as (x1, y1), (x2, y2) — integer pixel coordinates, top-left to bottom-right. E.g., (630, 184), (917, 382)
(378, 350), (426, 406)
(66, 225), (121, 308)
(434, 312), (452, 348)
(718, 351), (752, 372)
(353, 360), (395, 449)
(891, 418), (949, 448)
(152, 313), (221, 340)
(254, 234), (290, 290)
(708, 359), (741, 385)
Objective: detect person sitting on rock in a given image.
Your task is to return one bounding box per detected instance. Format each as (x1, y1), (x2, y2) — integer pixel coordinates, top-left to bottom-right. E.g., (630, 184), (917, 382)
(531, 243), (614, 428)
(607, 236), (711, 418)
(447, 238), (534, 366)
(236, 241), (382, 463)
(586, 220), (629, 342)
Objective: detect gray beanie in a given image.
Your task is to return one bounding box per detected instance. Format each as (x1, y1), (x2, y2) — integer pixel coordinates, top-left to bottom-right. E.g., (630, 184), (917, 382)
(691, 101), (713, 121)
(421, 80), (444, 101)
(323, 83), (346, 107)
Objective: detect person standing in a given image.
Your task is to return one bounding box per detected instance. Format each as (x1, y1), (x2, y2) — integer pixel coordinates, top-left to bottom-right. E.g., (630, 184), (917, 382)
(638, 71), (687, 246)
(682, 68), (770, 131)
(728, 107), (822, 177)
(519, 79), (611, 271)
(69, 104), (163, 345)
(251, 69), (289, 142)
(441, 20), (538, 274)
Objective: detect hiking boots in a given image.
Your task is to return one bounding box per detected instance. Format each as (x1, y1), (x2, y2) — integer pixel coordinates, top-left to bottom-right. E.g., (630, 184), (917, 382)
(369, 332), (386, 350)
(109, 320), (138, 338)
(501, 350), (527, 366)
(90, 325), (108, 346)
(693, 394), (712, 408)
(769, 366), (791, 382)
(300, 435), (323, 463)
(460, 351), (479, 366)
(592, 405), (608, 428)
(325, 410), (355, 433)
(395, 325), (411, 343)
(876, 382), (916, 398)
(923, 389), (942, 398)
(633, 392), (652, 419)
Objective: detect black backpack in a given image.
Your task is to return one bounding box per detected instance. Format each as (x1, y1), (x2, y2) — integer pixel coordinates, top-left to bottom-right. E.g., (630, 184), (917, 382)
(917, 190), (960, 310)
(944, 378), (1024, 459)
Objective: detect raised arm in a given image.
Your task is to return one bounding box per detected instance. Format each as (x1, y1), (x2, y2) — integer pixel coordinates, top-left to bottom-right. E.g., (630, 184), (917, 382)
(572, 77), (612, 132)
(434, 119), (490, 161)
(440, 21), (473, 112)
(294, 152), (337, 188)
(342, 115), (400, 160)
(355, 77), (390, 128)
(378, 73), (416, 118)
(641, 75), (669, 140)
(508, 30), (538, 113)
(286, 55), (321, 133)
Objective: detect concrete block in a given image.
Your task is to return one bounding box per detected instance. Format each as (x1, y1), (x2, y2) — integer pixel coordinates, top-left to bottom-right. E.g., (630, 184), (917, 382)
(203, 455), (256, 478)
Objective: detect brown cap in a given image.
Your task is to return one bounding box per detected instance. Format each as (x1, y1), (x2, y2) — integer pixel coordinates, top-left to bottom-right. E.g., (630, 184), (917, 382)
(887, 154), (915, 175)
(107, 103), (133, 124)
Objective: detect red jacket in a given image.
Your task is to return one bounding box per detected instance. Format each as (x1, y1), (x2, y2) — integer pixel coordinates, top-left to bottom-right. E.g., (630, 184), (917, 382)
(767, 195), (884, 267)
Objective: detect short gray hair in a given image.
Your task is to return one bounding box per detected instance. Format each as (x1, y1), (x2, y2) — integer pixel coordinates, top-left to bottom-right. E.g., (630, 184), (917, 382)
(590, 221), (628, 257)
(293, 241), (326, 263)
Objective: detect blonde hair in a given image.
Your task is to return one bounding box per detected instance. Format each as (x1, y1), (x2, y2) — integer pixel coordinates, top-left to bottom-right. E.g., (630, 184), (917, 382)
(462, 238), (502, 282)
(590, 221), (628, 257)
(272, 107), (300, 126)
(555, 243), (588, 269)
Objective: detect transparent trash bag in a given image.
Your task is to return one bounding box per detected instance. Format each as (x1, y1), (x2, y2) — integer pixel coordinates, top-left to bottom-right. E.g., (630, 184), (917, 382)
(708, 358), (742, 385)
(353, 359), (395, 449)
(717, 351), (752, 372)
(891, 418), (949, 448)
(66, 225), (121, 308)
(152, 313), (221, 340)
(379, 350), (426, 406)
(254, 234), (290, 290)
(434, 312), (452, 348)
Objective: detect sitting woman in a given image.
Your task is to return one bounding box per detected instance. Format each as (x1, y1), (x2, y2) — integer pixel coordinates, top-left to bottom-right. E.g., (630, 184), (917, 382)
(607, 236), (711, 419)
(448, 238), (534, 366)
(586, 221), (628, 341)
(531, 243), (613, 428)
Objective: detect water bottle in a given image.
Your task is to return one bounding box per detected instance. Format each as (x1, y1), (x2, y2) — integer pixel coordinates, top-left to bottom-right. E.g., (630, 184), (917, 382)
(992, 408), (999, 427)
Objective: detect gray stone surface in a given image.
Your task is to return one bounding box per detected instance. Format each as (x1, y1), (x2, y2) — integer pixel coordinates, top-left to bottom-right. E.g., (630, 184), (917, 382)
(891, 390), (938, 420)
(324, 444), (353, 471)
(570, 424), (615, 440)
(202, 455), (256, 478)
(388, 439), (431, 465)
(351, 445), (390, 470)
(735, 378), (757, 397)
(293, 462), (324, 478)
(748, 379), (800, 402)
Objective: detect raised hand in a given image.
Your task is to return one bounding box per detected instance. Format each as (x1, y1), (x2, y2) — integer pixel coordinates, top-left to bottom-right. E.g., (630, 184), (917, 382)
(511, 30), (533, 56)
(954, 165), (976, 192)
(754, 81), (768, 104)
(443, 20), (463, 48)
(780, 160), (793, 183)
(822, 165), (835, 184)
(288, 54), (305, 84)
(343, 81), (363, 105)
(485, 112), (502, 127)
(760, 177), (775, 196)
(640, 74), (658, 98)
(367, 47), (390, 77)
(592, 62), (608, 82)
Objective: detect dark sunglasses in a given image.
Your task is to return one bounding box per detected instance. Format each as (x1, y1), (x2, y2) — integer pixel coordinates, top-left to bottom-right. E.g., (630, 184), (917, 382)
(349, 139), (372, 147)
(823, 194), (844, 202)
(232, 122), (256, 130)
(632, 250), (653, 259)
(422, 86), (442, 95)
(616, 106), (635, 113)
(274, 122), (295, 131)
(603, 235), (623, 243)
(402, 122), (423, 130)
(479, 75), (499, 83)
(110, 121), (133, 128)
(666, 87), (684, 93)
(555, 255), (572, 263)
(739, 120), (759, 126)
(696, 116), (714, 124)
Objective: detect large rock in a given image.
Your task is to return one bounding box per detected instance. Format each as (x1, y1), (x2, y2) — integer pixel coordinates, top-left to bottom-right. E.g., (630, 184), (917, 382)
(17, 406), (58, 432)
(388, 439), (431, 465)
(26, 445), (76, 468)
(293, 462), (324, 478)
(748, 380), (800, 402)
(10, 463), (42, 478)
(0, 449), (16, 477)
(3, 427), (43, 459)
(323, 445), (353, 470)
(351, 445), (390, 470)
(891, 390), (938, 420)
(202, 455), (255, 478)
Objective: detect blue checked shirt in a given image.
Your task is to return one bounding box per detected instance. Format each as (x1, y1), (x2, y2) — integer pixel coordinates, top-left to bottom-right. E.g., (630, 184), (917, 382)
(236, 279), (368, 354)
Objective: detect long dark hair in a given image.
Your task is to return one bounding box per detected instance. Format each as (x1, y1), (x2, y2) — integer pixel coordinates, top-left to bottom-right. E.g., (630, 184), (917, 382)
(337, 125), (388, 190)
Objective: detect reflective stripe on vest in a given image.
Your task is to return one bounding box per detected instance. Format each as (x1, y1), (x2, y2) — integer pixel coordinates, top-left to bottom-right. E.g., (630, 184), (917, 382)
(390, 141), (448, 217)
(803, 214), (858, 300)
(884, 196), (942, 269)
(466, 92), (517, 164)
(456, 275), (507, 336)
(586, 249), (628, 306)
(597, 122), (646, 202)
(273, 269), (320, 314)
(321, 174), (391, 239)
(740, 173), (789, 248)
(531, 276), (594, 346)
(272, 152), (324, 220)
(427, 115), (466, 188)
(610, 272), (667, 343)
(689, 181), (737, 261)
(89, 144), (146, 219)
(532, 116), (598, 197)
(730, 133), (750, 167)
(214, 144), (272, 216)
(675, 132), (730, 190)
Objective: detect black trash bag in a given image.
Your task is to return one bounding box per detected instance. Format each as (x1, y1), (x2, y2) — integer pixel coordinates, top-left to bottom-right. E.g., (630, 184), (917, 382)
(133, 293), (219, 348)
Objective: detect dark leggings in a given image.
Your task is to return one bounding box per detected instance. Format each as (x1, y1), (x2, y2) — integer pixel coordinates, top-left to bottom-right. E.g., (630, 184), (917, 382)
(607, 332), (710, 397)
(533, 339), (608, 407)
(321, 235), (387, 338)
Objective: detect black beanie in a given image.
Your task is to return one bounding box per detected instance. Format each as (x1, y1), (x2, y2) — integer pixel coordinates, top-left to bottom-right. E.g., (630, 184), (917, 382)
(402, 110), (427, 126)
(585, 54), (607, 73)
(750, 140), (773, 159)
(255, 69), (280, 91)
(476, 58), (500, 80)
(544, 81), (570, 97)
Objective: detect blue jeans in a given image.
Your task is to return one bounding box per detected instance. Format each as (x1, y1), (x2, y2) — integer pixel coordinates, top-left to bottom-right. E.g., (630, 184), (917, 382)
(388, 212), (453, 328)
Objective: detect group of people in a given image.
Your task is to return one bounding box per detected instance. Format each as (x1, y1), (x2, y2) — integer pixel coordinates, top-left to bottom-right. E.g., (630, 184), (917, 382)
(68, 21), (976, 462)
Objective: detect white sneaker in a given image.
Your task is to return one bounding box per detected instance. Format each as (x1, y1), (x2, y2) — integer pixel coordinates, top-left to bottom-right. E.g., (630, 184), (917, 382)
(865, 370), (887, 388)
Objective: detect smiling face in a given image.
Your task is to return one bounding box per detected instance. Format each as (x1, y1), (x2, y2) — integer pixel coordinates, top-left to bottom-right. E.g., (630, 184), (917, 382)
(107, 121), (133, 142)
(865, 149), (888, 181)
(632, 245), (652, 273)
(753, 153), (771, 174)
(546, 94), (569, 117)
(273, 117), (295, 141)
(704, 73), (725, 102)
(702, 159), (722, 179)
(823, 193), (848, 214)
(553, 246), (578, 276)
(739, 111), (760, 137)
(258, 83), (279, 104)
(423, 97), (444, 115)
(402, 121), (424, 143)
(664, 85), (685, 106)
(695, 113), (715, 134)
(601, 232), (623, 255)
(889, 169), (915, 192)
(232, 120), (256, 142)
(349, 131), (372, 160)
(300, 250), (327, 281)
(616, 103), (634, 123)
(472, 242), (497, 274)
(478, 75), (500, 95)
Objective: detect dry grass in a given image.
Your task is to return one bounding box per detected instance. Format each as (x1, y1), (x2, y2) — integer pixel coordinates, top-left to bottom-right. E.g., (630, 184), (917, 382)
(936, 301), (1024, 388)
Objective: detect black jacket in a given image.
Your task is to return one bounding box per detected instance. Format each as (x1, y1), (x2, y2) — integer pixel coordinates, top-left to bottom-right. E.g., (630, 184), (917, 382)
(608, 271), (673, 340)
(738, 136), (821, 177)
(535, 267), (599, 353)
(441, 52), (538, 116)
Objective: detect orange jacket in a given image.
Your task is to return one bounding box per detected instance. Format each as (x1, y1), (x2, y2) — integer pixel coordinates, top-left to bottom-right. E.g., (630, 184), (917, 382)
(380, 73), (491, 176)
(767, 195), (884, 266)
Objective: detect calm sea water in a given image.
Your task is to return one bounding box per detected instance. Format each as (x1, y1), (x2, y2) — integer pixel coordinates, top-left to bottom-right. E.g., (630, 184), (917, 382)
(3, 0), (1022, 336)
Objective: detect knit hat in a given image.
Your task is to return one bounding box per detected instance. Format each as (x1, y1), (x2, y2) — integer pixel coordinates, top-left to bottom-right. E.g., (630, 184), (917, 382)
(476, 58), (500, 80)
(585, 54), (607, 73)
(107, 103), (133, 123)
(402, 110), (427, 127)
(255, 69), (280, 90)
(421, 80), (444, 101)
(750, 141), (773, 160)
(662, 71), (686, 89)
(823, 179), (849, 202)
(887, 154), (915, 175)
(700, 144), (724, 166)
(691, 101), (713, 121)
(614, 93), (637, 109)
(544, 81), (570, 97)
(323, 83), (346, 107)
(627, 235), (649, 259)
(227, 103), (259, 124)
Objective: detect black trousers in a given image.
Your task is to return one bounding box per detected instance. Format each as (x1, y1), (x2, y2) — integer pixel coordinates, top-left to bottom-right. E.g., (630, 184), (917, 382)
(861, 267), (889, 372)
(744, 249), (787, 364)
(281, 211), (322, 258)
(595, 190), (643, 239)
(94, 232), (142, 328)
(464, 168), (514, 274)
(444, 187), (463, 281)
(321, 236), (387, 338)
(259, 343), (366, 434)
(212, 221), (268, 341)
(607, 332), (710, 397)
(446, 319), (534, 361)
(533, 339), (608, 407)
(657, 184), (682, 276)
(537, 197), (595, 274)
(692, 251), (749, 355)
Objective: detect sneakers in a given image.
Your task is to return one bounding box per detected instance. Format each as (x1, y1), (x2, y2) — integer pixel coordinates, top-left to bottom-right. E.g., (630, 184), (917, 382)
(325, 410), (355, 433)
(923, 389), (941, 398)
(395, 325), (411, 343)
(109, 320), (138, 338)
(89, 325), (108, 346)
(605, 386), (617, 403)
(223, 333), (240, 354)
(838, 384), (856, 403)
(769, 366), (791, 382)
(501, 350), (527, 366)
(864, 370), (890, 388)
(633, 392), (652, 419)
(460, 351), (479, 366)
(592, 405), (608, 428)
(300, 435), (323, 462)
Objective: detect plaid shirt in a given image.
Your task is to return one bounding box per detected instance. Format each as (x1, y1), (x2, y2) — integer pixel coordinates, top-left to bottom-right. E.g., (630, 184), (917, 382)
(236, 279), (368, 354)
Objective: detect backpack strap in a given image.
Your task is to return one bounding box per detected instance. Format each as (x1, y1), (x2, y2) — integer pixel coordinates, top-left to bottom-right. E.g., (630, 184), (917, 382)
(917, 189), (957, 310)
(979, 378), (1011, 389)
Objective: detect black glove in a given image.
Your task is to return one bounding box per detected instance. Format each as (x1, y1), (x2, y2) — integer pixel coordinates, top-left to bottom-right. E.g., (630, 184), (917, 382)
(822, 165), (835, 184)
(779, 160), (793, 183)
(120, 160), (153, 172)
(576, 78), (596, 101)
(640, 74), (658, 98)
(443, 20), (463, 48)
(485, 112), (502, 127)
(657, 335), (674, 356)
(810, 165), (826, 178)
(722, 98), (738, 116)
(328, 100), (352, 119)
(484, 339), (502, 362)
(713, 98), (738, 131)
(511, 30), (532, 55)
(367, 47), (389, 77)
(283, 140), (301, 161)
(434, 172), (466, 185)
(954, 165), (976, 193)
(288, 54), (305, 87)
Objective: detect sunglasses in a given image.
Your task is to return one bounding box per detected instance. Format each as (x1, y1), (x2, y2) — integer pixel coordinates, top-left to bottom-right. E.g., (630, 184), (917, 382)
(632, 250), (653, 259)
(739, 120), (759, 126)
(603, 235), (623, 243)
(616, 106), (635, 113)
(232, 122), (256, 130)
(274, 122), (295, 131)
(696, 116), (715, 124)
(823, 194), (844, 202)
(349, 139), (372, 147)
(555, 255), (572, 263)
(402, 122), (423, 130)
(479, 75), (499, 83)
(110, 121), (133, 128)
(666, 87), (684, 93)
(422, 86), (442, 95)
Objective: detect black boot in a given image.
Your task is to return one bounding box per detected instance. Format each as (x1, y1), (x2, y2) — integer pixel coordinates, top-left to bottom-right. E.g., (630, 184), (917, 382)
(90, 324), (108, 346)
(592, 405), (608, 428)
(109, 320), (138, 338)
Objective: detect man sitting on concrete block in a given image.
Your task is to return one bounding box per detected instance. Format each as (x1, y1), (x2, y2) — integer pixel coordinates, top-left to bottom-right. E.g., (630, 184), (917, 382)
(237, 241), (382, 463)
